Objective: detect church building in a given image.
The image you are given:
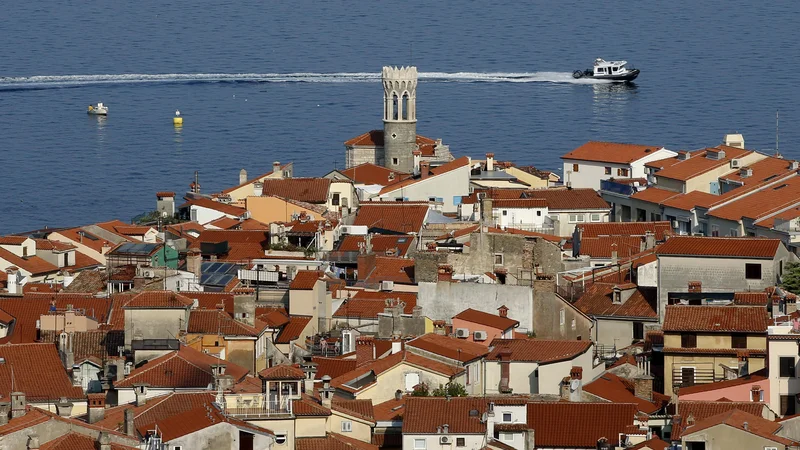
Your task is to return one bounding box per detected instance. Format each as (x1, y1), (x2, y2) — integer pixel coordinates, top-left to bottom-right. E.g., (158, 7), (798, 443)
(344, 66), (454, 173)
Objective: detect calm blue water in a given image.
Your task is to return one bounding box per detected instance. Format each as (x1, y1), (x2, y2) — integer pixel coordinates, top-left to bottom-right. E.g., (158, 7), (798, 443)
(2, 0), (798, 233)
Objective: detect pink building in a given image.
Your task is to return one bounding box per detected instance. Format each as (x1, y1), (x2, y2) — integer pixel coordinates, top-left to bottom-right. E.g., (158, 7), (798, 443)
(451, 305), (519, 346)
(678, 369), (768, 402)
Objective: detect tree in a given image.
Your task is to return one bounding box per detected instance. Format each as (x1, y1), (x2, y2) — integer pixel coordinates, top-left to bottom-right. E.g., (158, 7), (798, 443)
(782, 262), (800, 295)
(410, 384), (429, 397)
(431, 382), (468, 397)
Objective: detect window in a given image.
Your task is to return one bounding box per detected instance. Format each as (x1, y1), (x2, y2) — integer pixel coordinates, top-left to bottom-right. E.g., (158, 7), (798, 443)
(503, 412), (512, 422)
(745, 263), (762, 280)
(781, 395), (796, 416)
(572, 164), (579, 172)
(590, 213), (601, 222)
(494, 254), (504, 265)
(429, 197), (436, 202)
(569, 214), (585, 223)
(341, 421), (352, 432)
(536, 210), (542, 217)
(392, 158), (399, 165)
(456, 438), (466, 447)
(466, 364), (471, 385)
(502, 210), (508, 216)
(275, 434), (287, 445)
(414, 439), (427, 450)
(633, 322), (644, 340)
(780, 357), (796, 378)
(501, 432), (514, 441)
(711, 225), (720, 237)
(395, 197), (404, 202)
(174, 447), (182, 450)
(559, 309), (565, 326)
(604, 167), (612, 175)
(405, 372), (420, 391)
(731, 333), (747, 349)
(331, 193), (340, 206)
(681, 367), (696, 387)
(730, 228), (738, 237)
(617, 168), (629, 177)
(681, 333), (697, 348)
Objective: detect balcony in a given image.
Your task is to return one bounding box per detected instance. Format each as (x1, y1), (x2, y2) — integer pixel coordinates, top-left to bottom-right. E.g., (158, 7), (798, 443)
(222, 394), (293, 419)
(672, 365), (718, 389)
(600, 179), (640, 197)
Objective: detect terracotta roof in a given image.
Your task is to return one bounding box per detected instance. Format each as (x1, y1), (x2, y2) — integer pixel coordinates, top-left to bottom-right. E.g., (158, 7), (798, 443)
(113, 225), (154, 236)
(261, 178), (331, 204)
(0, 236), (29, 245)
(23, 282), (60, 294)
(709, 176), (800, 221)
(403, 397), (530, 434)
(353, 203), (429, 234)
(373, 396), (406, 422)
(629, 437), (670, 450)
(297, 432), (379, 450)
(156, 191), (175, 197)
(123, 291), (194, 309)
(236, 218), (271, 230)
(680, 408), (797, 446)
(584, 373), (668, 414)
(378, 156), (471, 195)
(577, 221), (672, 240)
(180, 197), (248, 217)
(205, 216), (241, 229)
(334, 291), (417, 319)
(274, 315), (313, 344)
(0, 248), (58, 275)
(290, 270), (324, 290)
(630, 187), (681, 204)
(283, 218), (337, 234)
(33, 239), (77, 251)
(579, 236), (644, 258)
(0, 294), (112, 344)
(486, 338), (591, 363)
(257, 306), (290, 329)
(331, 351), (463, 393)
(39, 329), (123, 362)
(0, 343), (86, 401)
(336, 234), (415, 256)
(219, 165), (289, 195)
(344, 130), (438, 155)
(573, 283), (658, 319)
(115, 345), (249, 388)
(756, 205), (800, 228)
(95, 391), (212, 432)
(196, 229), (269, 262)
(187, 309), (260, 336)
(465, 187), (609, 210)
(339, 163), (411, 186)
(185, 292), (234, 313)
(678, 369), (768, 396)
(734, 292), (770, 306)
(651, 146), (753, 181)
(258, 364), (305, 380)
(332, 398), (375, 423)
(452, 308), (519, 331)
(406, 333), (488, 363)
(292, 393), (332, 416)
(663, 305), (767, 333)
(656, 236), (781, 258)
(312, 356), (358, 380)
(608, 353), (638, 369)
(491, 198), (548, 209)
(661, 190), (720, 211)
(561, 141), (665, 164)
(526, 402), (640, 447)
(362, 257), (415, 284)
(39, 432), (139, 450)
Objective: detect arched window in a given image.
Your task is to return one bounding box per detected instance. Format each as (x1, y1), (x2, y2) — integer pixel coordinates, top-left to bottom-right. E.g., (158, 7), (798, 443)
(392, 93), (399, 120)
(402, 92), (409, 120)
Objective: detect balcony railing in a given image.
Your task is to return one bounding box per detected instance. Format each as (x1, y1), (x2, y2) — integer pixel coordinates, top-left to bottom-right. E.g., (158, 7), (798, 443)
(672, 366), (717, 388)
(600, 179), (637, 196)
(223, 396), (293, 418)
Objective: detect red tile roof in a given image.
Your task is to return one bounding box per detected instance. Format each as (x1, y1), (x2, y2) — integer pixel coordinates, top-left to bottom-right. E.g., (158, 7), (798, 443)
(290, 270), (324, 290)
(709, 176), (800, 222)
(0, 294), (112, 344)
(257, 306), (290, 329)
(334, 291), (417, 319)
(630, 187), (681, 204)
(292, 393), (332, 416)
(39, 432), (139, 450)
(258, 364), (305, 380)
(362, 257), (415, 284)
(0, 343), (86, 401)
(185, 292), (234, 313)
(0, 236), (29, 245)
(650, 146), (754, 181)
(115, 345), (249, 388)
(491, 198), (548, 209)
(312, 356), (358, 380)
(378, 156), (471, 195)
(373, 396), (406, 422)
(464, 188), (609, 210)
(584, 373), (668, 414)
(187, 309), (260, 336)
(734, 292), (770, 306)
(339, 163), (411, 186)
(562, 141), (665, 164)
(573, 283), (658, 319)
(344, 130), (438, 155)
(39, 329), (123, 363)
(354, 203), (429, 234)
(678, 369), (767, 396)
(33, 239), (77, 251)
(679, 408), (796, 445)
(663, 305), (767, 333)
(331, 351), (463, 393)
(336, 234), (415, 256)
(406, 333), (488, 363)
(297, 432), (379, 450)
(670, 400), (767, 439)
(219, 165), (289, 196)
(180, 197), (248, 217)
(274, 315), (313, 344)
(196, 229), (269, 261)
(526, 402), (640, 448)
(579, 236), (645, 258)
(629, 437), (670, 450)
(452, 308), (519, 331)
(577, 221), (672, 240)
(486, 338), (591, 363)
(403, 397), (530, 434)
(0, 248), (58, 275)
(123, 291), (194, 309)
(660, 190), (720, 211)
(205, 216), (241, 229)
(332, 398), (375, 423)
(262, 178), (331, 204)
(756, 205), (800, 228)
(656, 236), (781, 258)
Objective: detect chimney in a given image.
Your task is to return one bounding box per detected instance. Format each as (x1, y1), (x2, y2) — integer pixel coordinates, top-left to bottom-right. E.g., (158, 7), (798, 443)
(124, 408), (135, 437)
(677, 151), (691, 161)
(114, 359), (125, 382)
(437, 264), (453, 282)
(55, 397), (73, 417)
(301, 362), (317, 394)
(186, 247), (202, 279)
(486, 153), (495, 172)
(273, 161), (283, 178)
(391, 340), (402, 355)
(99, 432), (111, 450)
(611, 243), (618, 266)
(569, 366), (583, 402)
(644, 231), (656, 250)
(525, 429), (535, 450)
(133, 384), (149, 406)
(499, 348), (512, 393)
(634, 373), (654, 402)
(739, 167), (753, 178)
(751, 384), (762, 402)
(27, 434), (39, 450)
(319, 375), (334, 408)
(498, 305), (509, 318)
(559, 378), (571, 399)
(412, 305), (422, 318)
(395, 389), (403, 401)
(443, 424), (449, 434)
(419, 161), (430, 180)
(6, 267), (21, 295)
(413, 150), (422, 176)
(239, 169), (248, 185)
(87, 393), (106, 423)
(481, 196), (494, 225)
(356, 336), (375, 367)
(0, 402), (10, 425)
(688, 281), (702, 293)
(11, 392), (26, 419)
(233, 288), (256, 327)
(791, 161), (800, 171)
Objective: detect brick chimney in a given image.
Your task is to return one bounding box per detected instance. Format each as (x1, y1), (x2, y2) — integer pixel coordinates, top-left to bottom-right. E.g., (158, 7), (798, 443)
(11, 392), (26, 419)
(419, 161), (430, 180)
(87, 393), (106, 423)
(124, 408), (135, 437)
(688, 281), (702, 293)
(413, 150), (422, 176)
(634, 374), (654, 402)
(186, 247), (202, 279)
(437, 264), (453, 282)
(499, 348), (512, 393)
(233, 288), (256, 327)
(273, 161), (283, 178)
(356, 253), (376, 281)
(356, 336), (375, 367)
(498, 305), (509, 318)
(55, 397), (73, 417)
(751, 384), (762, 402)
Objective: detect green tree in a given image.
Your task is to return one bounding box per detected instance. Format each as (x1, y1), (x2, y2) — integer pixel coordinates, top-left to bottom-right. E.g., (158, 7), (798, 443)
(782, 262), (800, 295)
(410, 384), (429, 397)
(431, 382), (468, 397)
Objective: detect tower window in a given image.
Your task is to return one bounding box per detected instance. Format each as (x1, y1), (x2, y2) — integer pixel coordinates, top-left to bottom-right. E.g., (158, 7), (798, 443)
(402, 93), (409, 120)
(392, 94), (399, 120)
(392, 158), (399, 165)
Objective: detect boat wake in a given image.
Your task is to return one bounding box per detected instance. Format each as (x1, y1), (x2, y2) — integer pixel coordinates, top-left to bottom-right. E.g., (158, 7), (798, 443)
(0, 71), (611, 90)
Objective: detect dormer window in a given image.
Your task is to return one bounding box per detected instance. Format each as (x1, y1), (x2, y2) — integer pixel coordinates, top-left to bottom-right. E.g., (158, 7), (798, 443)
(613, 291), (621, 304)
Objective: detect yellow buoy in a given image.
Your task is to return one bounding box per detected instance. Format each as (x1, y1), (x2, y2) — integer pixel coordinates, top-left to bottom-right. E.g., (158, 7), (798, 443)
(173, 110), (183, 126)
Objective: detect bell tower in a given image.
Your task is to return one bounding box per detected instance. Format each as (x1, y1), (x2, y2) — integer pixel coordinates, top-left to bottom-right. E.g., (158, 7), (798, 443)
(382, 66), (418, 173)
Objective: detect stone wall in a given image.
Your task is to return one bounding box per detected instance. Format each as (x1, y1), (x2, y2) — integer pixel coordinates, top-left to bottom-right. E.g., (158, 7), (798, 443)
(417, 282), (534, 331)
(532, 279), (592, 341)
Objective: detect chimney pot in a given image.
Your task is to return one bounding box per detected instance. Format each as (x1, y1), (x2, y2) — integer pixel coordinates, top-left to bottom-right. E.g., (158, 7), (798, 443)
(27, 434), (40, 450)
(99, 431), (111, 450)
(124, 408), (136, 437)
(11, 392), (26, 419)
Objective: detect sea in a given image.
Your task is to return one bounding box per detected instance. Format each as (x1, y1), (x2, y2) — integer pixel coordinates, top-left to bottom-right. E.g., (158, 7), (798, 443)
(2, 0), (798, 233)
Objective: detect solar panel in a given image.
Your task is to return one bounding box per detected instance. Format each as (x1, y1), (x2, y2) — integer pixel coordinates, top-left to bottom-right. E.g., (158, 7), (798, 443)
(201, 273), (235, 287)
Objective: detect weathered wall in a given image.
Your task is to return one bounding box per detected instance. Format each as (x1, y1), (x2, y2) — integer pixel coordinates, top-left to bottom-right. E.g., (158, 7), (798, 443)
(593, 318), (634, 348)
(417, 282), (533, 331)
(354, 362), (454, 404)
(532, 279), (592, 340)
(124, 308), (186, 349)
(328, 412), (373, 443)
(167, 422), (274, 450)
(0, 416), (139, 449)
(485, 361), (539, 395)
(226, 338), (255, 374)
(682, 422), (784, 450)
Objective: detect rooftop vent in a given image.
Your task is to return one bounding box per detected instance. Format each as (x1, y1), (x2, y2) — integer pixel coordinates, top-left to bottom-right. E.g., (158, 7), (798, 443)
(706, 149), (726, 160)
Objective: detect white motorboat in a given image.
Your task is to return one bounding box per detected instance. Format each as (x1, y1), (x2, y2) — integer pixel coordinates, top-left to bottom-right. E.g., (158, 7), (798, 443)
(87, 102), (108, 115)
(573, 58), (640, 82)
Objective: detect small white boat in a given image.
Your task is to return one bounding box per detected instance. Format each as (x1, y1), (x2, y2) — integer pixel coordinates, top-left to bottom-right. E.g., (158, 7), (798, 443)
(573, 58), (640, 82)
(87, 102), (108, 115)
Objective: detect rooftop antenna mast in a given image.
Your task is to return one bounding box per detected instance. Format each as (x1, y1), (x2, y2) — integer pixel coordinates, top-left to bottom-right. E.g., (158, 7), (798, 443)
(776, 110), (780, 155)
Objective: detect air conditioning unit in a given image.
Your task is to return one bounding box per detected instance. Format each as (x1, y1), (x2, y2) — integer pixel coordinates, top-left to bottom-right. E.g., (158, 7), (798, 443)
(455, 328), (470, 338)
(730, 159), (741, 168)
(380, 281), (394, 291)
(439, 436), (452, 445)
(671, 220), (679, 228)
(474, 331), (488, 341)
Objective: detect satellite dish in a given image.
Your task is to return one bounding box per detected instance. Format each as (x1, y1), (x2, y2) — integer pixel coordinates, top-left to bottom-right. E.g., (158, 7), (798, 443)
(570, 379), (580, 392)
